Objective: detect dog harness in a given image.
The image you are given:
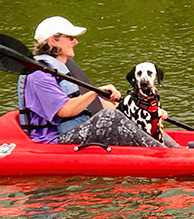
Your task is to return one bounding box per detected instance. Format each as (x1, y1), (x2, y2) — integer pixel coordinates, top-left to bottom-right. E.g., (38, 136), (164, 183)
(130, 90), (163, 142)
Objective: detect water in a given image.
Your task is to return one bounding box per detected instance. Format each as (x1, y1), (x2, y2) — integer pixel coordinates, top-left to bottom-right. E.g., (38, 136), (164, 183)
(0, 0), (194, 218)
(1, 175), (194, 218)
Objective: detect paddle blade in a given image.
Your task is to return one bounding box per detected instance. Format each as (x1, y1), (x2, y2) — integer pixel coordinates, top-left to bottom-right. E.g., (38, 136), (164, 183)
(0, 34), (33, 74)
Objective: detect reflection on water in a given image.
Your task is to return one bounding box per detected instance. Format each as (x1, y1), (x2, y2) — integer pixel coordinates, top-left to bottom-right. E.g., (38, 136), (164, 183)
(0, 0), (194, 217)
(1, 175), (194, 218)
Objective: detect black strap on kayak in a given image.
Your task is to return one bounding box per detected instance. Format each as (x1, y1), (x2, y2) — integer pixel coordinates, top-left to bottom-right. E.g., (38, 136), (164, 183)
(19, 108), (53, 131)
(66, 58), (103, 116)
(19, 122), (52, 130)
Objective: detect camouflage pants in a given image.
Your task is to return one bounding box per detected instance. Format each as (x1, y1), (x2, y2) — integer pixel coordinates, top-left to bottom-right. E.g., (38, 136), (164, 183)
(58, 108), (180, 148)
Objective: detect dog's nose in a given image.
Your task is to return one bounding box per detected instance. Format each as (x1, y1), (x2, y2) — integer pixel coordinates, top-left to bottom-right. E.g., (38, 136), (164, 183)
(140, 81), (149, 88)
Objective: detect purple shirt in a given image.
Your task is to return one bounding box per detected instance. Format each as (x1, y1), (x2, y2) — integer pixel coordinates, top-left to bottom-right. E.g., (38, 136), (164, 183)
(25, 70), (69, 143)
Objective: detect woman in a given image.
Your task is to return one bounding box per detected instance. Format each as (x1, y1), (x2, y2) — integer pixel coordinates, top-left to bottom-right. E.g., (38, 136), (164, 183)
(18, 16), (179, 147)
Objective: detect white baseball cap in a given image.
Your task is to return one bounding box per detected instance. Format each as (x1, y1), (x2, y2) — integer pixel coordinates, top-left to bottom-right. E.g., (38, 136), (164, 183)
(34, 16), (87, 43)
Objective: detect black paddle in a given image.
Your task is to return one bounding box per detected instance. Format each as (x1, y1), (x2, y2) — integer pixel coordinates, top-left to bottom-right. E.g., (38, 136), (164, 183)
(0, 33), (193, 131)
(165, 117), (194, 131)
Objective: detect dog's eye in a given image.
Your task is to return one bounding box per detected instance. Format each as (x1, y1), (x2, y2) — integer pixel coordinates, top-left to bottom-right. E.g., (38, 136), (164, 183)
(147, 71), (153, 77)
(137, 71), (142, 77)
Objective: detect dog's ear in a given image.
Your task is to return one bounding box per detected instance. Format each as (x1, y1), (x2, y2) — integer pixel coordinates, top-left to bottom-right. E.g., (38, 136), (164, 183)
(155, 65), (164, 86)
(126, 66), (136, 86)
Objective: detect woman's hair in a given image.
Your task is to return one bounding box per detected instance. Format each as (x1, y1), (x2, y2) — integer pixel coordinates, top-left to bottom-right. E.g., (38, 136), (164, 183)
(33, 33), (62, 57)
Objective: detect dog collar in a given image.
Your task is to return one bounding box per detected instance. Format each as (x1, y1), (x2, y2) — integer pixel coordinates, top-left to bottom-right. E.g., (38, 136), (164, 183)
(130, 91), (159, 113)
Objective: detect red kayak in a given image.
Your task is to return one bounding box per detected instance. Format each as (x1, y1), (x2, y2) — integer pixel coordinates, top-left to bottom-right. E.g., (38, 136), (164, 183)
(0, 110), (194, 178)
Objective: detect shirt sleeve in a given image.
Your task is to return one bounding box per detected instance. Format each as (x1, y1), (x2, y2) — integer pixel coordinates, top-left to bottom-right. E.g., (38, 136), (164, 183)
(25, 70), (69, 122)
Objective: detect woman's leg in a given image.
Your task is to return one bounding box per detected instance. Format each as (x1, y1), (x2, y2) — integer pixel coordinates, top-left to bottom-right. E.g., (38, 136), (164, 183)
(58, 108), (171, 147)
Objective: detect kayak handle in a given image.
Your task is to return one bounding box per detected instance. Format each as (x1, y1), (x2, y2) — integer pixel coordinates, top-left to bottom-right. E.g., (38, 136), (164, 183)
(74, 143), (111, 152)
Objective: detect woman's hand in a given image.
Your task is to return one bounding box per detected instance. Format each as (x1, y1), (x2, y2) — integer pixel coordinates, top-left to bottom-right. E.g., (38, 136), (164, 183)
(98, 84), (121, 105)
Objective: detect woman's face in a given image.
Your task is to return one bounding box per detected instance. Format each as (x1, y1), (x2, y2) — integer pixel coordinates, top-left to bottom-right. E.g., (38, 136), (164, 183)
(50, 34), (78, 63)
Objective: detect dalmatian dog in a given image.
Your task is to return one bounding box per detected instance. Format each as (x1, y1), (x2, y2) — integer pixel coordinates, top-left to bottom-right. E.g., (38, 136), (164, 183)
(117, 62), (164, 143)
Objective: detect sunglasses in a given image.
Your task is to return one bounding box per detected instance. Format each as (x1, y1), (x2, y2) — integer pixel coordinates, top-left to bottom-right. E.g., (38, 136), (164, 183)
(54, 34), (76, 41)
(65, 35), (76, 41)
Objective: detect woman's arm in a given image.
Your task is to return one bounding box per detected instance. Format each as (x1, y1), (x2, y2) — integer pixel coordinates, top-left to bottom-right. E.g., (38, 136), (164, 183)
(56, 90), (98, 117)
(57, 84), (121, 117)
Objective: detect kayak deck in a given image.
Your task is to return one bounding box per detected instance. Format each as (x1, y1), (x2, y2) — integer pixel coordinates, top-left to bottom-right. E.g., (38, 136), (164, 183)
(0, 110), (194, 178)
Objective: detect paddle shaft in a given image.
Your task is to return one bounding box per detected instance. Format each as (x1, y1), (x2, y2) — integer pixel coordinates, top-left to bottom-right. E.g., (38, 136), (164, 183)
(0, 39), (193, 131)
(165, 117), (194, 131)
(0, 44), (112, 99)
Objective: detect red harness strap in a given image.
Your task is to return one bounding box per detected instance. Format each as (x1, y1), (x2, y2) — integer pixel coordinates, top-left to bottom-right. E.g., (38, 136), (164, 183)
(132, 92), (160, 137)
(148, 100), (159, 136)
